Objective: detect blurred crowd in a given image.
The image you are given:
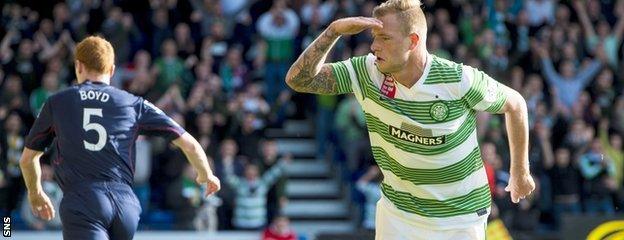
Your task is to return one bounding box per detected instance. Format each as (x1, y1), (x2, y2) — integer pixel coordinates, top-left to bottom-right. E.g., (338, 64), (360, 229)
(0, 0), (623, 238)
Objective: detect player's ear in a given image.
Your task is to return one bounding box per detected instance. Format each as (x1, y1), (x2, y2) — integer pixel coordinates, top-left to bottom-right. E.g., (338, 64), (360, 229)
(408, 33), (420, 50)
(75, 60), (83, 74)
(109, 64), (116, 76)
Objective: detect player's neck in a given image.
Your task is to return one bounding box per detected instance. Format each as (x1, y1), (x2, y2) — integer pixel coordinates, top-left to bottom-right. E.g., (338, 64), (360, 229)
(80, 74), (111, 85)
(392, 49), (427, 89)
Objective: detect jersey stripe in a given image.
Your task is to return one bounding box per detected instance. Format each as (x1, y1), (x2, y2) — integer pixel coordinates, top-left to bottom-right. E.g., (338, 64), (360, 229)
(381, 166), (488, 200)
(463, 69), (488, 108)
(373, 146), (483, 185)
(330, 62), (353, 94)
(350, 56), (370, 99)
(424, 56), (462, 84)
(381, 183), (491, 218)
(361, 78), (467, 124)
(361, 92), (469, 133)
(485, 89), (507, 113)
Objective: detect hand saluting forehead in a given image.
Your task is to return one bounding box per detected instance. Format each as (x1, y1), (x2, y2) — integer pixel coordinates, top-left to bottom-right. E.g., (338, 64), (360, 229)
(329, 17), (383, 36)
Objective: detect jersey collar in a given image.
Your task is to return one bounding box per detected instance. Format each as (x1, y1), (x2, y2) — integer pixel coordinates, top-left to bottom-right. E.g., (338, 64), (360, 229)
(84, 80), (108, 85)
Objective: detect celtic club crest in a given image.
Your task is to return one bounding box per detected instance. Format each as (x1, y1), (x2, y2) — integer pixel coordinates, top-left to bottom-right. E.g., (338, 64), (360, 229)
(430, 102), (449, 122)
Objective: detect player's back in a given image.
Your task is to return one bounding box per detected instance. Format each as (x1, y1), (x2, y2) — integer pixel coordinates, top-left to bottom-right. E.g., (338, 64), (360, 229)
(25, 80), (184, 240)
(28, 80), (184, 190)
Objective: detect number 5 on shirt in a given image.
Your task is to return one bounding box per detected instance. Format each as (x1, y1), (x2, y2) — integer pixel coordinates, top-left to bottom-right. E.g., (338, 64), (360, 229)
(83, 108), (107, 151)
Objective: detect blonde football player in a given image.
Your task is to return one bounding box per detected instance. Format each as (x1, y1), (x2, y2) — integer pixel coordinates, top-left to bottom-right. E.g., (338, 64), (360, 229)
(285, 0), (535, 239)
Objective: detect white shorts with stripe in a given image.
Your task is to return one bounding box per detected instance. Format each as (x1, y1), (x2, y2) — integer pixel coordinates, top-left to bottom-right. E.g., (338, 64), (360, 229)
(375, 197), (488, 240)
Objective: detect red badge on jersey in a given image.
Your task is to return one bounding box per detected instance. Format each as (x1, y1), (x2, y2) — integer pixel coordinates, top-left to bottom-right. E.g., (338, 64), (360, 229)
(381, 75), (396, 99)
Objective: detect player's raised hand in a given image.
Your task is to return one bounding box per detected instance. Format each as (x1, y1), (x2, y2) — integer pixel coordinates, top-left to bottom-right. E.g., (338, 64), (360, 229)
(329, 17), (383, 36)
(197, 173), (221, 197)
(28, 191), (55, 221)
(505, 173), (535, 203)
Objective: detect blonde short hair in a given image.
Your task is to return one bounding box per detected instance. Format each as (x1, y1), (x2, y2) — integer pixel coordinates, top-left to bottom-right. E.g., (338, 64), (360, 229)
(75, 36), (115, 74)
(373, 0), (427, 36)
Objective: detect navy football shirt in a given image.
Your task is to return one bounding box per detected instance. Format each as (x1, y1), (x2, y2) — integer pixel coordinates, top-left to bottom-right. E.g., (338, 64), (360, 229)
(25, 80), (185, 189)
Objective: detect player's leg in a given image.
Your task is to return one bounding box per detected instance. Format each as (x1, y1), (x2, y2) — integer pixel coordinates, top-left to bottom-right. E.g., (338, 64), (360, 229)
(108, 186), (141, 240)
(59, 191), (113, 240)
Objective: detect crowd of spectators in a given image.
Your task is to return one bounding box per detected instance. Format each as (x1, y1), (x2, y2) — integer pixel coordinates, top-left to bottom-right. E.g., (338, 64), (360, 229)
(0, 0), (623, 238)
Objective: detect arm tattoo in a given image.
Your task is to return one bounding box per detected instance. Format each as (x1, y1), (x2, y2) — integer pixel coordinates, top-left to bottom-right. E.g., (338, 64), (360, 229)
(287, 28), (341, 94)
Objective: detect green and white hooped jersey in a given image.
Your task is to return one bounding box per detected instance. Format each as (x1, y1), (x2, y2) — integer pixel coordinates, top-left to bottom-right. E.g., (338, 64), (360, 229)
(330, 53), (507, 229)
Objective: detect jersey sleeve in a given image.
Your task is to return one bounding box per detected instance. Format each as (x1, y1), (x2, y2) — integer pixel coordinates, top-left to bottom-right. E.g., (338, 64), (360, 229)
(329, 61), (355, 94)
(25, 99), (56, 151)
(329, 54), (378, 97)
(461, 65), (507, 113)
(137, 99), (186, 140)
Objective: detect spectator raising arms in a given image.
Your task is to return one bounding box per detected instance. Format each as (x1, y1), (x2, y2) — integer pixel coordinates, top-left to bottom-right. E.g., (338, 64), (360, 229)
(224, 157), (289, 230)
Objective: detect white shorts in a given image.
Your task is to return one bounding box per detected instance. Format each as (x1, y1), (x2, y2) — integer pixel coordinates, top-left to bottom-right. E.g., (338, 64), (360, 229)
(375, 199), (487, 240)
